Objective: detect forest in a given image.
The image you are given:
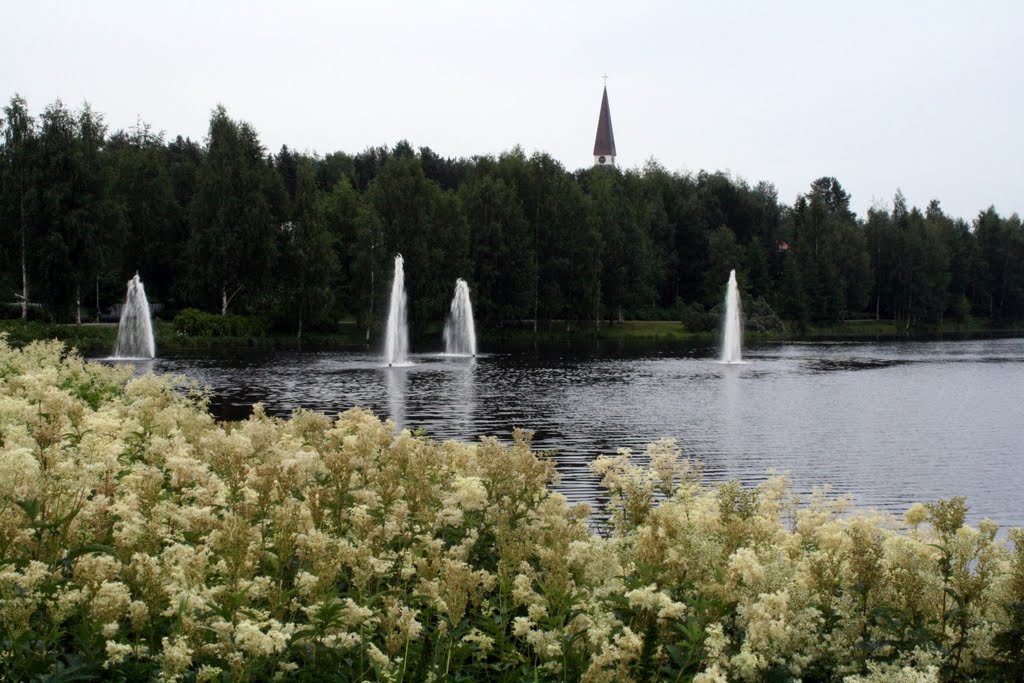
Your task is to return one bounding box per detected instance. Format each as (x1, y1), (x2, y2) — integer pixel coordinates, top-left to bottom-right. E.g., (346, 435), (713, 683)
(2, 94), (1023, 340)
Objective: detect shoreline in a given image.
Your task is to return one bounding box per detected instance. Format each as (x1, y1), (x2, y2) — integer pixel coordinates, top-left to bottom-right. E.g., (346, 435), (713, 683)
(2, 317), (1020, 356)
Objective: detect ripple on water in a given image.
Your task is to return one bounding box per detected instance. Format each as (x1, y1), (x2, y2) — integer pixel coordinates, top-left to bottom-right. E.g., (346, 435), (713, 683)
(124, 338), (1024, 528)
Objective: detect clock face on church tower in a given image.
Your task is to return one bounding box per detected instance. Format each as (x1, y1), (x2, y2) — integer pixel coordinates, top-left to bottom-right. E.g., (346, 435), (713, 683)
(598, 155), (606, 164)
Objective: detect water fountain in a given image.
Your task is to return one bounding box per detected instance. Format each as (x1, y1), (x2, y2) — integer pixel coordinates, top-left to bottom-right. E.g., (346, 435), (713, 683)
(383, 254), (409, 366)
(720, 269), (742, 364)
(113, 273), (156, 359)
(443, 278), (477, 357)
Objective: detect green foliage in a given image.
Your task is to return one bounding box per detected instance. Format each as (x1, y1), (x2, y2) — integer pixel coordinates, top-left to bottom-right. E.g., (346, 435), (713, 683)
(172, 307), (267, 337)
(459, 166), (535, 323)
(4, 94), (1024, 335)
(107, 124), (183, 309)
(283, 158), (338, 342)
(686, 296), (784, 337)
(0, 320), (118, 355)
(0, 94), (37, 321)
(704, 225), (743, 308)
(361, 149), (470, 336)
(187, 105), (281, 315)
(679, 300), (715, 332)
(744, 297), (785, 333)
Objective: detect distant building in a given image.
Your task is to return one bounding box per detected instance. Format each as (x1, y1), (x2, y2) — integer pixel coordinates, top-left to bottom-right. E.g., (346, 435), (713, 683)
(593, 84), (616, 167)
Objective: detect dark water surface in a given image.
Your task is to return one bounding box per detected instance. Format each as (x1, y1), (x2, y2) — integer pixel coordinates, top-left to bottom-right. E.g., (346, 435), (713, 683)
(118, 338), (1024, 528)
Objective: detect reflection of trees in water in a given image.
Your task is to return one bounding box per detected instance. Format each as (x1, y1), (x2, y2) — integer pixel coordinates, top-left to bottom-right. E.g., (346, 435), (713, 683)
(806, 358), (902, 373)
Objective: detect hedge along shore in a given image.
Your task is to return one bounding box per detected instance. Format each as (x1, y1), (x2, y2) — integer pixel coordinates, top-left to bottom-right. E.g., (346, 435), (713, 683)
(1, 334), (1022, 682)
(2, 317), (1021, 359)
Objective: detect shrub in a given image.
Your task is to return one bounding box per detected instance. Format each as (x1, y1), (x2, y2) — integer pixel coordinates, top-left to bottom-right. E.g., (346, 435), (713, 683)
(0, 302), (49, 321)
(172, 308), (268, 337)
(1, 334), (1022, 681)
(744, 297), (785, 333)
(680, 298), (784, 335)
(679, 300), (714, 332)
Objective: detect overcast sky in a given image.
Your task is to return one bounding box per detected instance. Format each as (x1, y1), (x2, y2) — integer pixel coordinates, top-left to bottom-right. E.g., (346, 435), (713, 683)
(3, 0), (1021, 222)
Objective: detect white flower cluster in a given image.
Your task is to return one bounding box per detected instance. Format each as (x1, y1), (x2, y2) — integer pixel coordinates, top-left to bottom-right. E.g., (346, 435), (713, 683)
(1, 336), (1022, 682)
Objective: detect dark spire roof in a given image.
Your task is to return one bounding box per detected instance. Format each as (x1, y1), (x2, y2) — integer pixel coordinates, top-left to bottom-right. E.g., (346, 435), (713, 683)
(593, 86), (616, 157)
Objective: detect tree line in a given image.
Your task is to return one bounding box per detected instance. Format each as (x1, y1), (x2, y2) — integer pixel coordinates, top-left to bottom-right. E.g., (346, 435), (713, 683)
(2, 94), (1023, 341)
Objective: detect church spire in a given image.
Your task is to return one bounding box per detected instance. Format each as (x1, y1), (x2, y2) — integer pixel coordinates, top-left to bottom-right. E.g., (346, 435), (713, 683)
(593, 80), (616, 167)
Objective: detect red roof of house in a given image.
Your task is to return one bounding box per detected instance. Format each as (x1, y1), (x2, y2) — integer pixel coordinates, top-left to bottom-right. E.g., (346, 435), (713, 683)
(593, 87), (617, 157)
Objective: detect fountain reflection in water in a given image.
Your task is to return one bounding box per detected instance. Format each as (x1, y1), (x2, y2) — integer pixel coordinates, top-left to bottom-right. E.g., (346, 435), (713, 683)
(383, 254), (410, 367)
(113, 273), (155, 359)
(386, 363), (407, 430)
(720, 269), (743, 364)
(443, 278), (477, 357)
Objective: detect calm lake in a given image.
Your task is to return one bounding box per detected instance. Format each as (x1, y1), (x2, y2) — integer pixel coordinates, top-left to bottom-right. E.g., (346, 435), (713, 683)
(119, 337), (1024, 528)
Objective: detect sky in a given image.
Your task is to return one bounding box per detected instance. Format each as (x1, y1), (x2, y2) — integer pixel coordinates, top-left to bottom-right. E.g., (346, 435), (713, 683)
(2, 0), (1022, 222)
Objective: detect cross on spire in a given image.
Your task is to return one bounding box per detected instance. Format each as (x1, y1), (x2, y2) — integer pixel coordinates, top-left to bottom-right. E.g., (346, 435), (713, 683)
(603, 73), (608, 87)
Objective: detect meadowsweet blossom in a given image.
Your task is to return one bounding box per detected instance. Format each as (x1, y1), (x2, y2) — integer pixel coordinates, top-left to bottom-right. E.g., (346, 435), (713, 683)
(845, 662), (941, 682)
(462, 628), (495, 658)
(322, 631), (361, 649)
(452, 475), (488, 511)
(341, 598), (374, 626)
(51, 587), (86, 623)
(727, 546), (766, 587)
(91, 580), (132, 623)
(694, 663), (729, 683)
(195, 665), (223, 683)
(129, 600), (150, 629)
(390, 603), (423, 641)
(0, 445), (39, 499)
(527, 628), (563, 659)
(158, 635), (193, 681)
(367, 642), (391, 668)
(904, 502), (929, 528)
(704, 622), (730, 663)
(1, 338), (1021, 682)
(104, 640), (133, 668)
(513, 616), (533, 637)
(293, 570), (319, 597)
(0, 561), (51, 632)
(233, 618), (293, 656)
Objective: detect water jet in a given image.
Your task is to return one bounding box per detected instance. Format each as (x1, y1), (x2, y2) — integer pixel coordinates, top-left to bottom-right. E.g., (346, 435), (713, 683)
(720, 269), (742, 364)
(113, 273), (155, 359)
(383, 254), (409, 366)
(444, 278), (477, 357)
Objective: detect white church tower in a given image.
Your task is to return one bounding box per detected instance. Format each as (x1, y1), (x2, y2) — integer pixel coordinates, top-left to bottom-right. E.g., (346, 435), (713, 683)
(593, 82), (617, 167)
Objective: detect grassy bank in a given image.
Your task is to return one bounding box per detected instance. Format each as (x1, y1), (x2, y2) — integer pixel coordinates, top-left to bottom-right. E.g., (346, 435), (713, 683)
(0, 319), (370, 356)
(1, 337), (1023, 681)
(482, 317), (1021, 347)
(1, 317), (1020, 356)
(798, 317), (1021, 340)
(0, 320), (120, 354)
(480, 320), (712, 346)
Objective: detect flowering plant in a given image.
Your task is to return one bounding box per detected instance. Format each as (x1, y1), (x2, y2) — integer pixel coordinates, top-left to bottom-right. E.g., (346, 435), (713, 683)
(1, 336), (1022, 681)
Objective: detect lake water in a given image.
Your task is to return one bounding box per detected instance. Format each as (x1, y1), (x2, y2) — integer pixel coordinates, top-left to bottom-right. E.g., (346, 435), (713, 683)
(119, 337), (1024, 529)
